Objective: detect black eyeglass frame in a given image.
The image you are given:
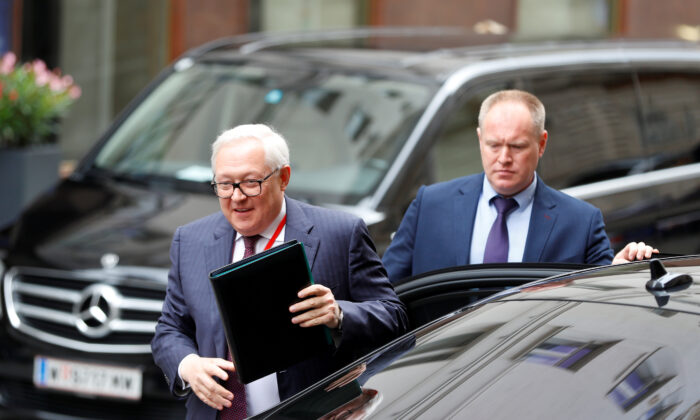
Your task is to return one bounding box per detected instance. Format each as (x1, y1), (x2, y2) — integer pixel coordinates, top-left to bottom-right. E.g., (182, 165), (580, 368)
(211, 167), (280, 198)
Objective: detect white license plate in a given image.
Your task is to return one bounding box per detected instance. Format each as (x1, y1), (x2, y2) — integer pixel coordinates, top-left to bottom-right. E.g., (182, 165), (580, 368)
(33, 355), (142, 400)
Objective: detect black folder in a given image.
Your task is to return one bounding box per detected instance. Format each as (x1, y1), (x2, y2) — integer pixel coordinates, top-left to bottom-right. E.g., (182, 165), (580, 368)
(209, 240), (330, 384)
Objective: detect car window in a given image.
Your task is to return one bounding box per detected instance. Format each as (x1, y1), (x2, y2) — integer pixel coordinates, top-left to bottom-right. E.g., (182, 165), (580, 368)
(635, 70), (700, 169)
(579, 70), (700, 253)
(427, 70), (646, 189)
(430, 85), (507, 183)
(93, 61), (435, 205)
(529, 70), (644, 189)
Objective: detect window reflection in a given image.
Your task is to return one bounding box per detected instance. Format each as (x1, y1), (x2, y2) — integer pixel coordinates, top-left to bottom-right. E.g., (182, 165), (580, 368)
(607, 348), (678, 413)
(522, 335), (614, 372)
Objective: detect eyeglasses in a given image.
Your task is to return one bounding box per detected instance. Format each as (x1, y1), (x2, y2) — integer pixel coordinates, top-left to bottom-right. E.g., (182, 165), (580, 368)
(211, 168), (279, 198)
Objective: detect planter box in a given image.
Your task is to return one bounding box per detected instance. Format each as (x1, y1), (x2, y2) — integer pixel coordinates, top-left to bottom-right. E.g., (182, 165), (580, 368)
(0, 145), (62, 228)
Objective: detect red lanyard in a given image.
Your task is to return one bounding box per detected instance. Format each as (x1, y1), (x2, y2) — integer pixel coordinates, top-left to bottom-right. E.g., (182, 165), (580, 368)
(264, 214), (286, 250)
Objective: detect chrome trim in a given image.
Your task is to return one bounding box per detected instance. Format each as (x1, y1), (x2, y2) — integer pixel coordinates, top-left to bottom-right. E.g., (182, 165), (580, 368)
(74, 284), (121, 339)
(174, 57), (194, 72)
(239, 26), (467, 55)
(3, 266), (165, 354)
(14, 303), (76, 326)
(368, 47), (700, 210)
(4, 268), (21, 329)
(120, 297), (164, 312)
(0, 258), (4, 320)
(14, 282), (82, 303)
(561, 162), (700, 200)
(111, 319), (159, 333)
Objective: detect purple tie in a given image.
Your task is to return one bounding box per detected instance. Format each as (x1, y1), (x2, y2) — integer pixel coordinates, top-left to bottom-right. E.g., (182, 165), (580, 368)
(220, 235), (259, 420)
(483, 197), (518, 263)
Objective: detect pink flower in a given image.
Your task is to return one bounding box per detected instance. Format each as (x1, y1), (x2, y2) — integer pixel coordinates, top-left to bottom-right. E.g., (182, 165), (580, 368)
(31, 59), (47, 74)
(0, 52), (16, 74)
(49, 77), (63, 92)
(68, 85), (81, 99)
(35, 72), (50, 87)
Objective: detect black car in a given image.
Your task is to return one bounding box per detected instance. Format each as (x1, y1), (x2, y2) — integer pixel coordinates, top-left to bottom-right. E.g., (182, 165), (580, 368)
(3, 27), (700, 418)
(256, 256), (700, 419)
(0, 256), (583, 418)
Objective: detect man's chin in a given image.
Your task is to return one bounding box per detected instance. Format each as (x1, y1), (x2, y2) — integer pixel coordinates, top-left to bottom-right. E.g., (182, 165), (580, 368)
(230, 215), (258, 235)
(491, 182), (520, 197)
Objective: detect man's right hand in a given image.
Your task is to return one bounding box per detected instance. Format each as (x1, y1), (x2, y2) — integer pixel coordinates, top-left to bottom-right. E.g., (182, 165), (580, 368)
(180, 354), (236, 410)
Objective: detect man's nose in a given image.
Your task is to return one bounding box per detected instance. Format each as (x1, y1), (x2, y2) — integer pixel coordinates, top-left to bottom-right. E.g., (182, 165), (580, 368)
(497, 146), (512, 163)
(231, 187), (247, 201)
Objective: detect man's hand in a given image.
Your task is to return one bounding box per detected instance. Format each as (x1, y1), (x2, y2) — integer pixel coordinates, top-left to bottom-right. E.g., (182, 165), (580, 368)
(290, 284), (341, 329)
(612, 242), (659, 265)
(180, 354), (236, 410)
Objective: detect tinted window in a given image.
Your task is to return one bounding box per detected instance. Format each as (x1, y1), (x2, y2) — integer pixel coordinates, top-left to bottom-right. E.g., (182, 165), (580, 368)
(582, 71), (700, 253)
(427, 71), (645, 189)
(530, 70), (642, 188)
(635, 71), (700, 169)
(430, 84), (508, 183)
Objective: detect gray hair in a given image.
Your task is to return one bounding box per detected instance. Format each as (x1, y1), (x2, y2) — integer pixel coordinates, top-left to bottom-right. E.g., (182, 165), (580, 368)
(211, 124), (290, 171)
(478, 89), (546, 134)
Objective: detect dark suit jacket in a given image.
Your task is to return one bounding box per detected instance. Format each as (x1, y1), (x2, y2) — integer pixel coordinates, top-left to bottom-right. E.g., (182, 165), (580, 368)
(152, 197), (408, 419)
(383, 173), (614, 283)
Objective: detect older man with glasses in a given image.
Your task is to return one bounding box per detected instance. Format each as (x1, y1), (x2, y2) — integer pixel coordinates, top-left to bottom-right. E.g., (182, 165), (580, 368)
(151, 124), (408, 420)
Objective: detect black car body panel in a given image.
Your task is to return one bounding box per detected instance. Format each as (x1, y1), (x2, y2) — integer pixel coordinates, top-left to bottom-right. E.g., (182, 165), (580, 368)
(7, 176), (218, 270)
(394, 262), (593, 327)
(256, 256), (700, 419)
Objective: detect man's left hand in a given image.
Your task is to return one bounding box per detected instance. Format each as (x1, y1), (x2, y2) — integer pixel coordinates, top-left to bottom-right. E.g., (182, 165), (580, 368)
(290, 284), (341, 329)
(612, 242), (659, 264)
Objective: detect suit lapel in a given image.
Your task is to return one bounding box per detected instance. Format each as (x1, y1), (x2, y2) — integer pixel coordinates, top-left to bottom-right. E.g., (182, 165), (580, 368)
(455, 174), (483, 266)
(284, 197), (320, 270)
(204, 214), (236, 358)
(523, 178), (558, 262)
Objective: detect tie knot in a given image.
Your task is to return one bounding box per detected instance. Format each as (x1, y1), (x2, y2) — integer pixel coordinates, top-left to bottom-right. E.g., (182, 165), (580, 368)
(243, 234), (259, 247)
(492, 196), (518, 215)
(242, 235), (260, 258)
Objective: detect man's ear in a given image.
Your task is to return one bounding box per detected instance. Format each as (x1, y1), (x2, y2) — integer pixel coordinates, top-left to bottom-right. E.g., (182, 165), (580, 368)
(538, 130), (548, 157)
(279, 165), (291, 190)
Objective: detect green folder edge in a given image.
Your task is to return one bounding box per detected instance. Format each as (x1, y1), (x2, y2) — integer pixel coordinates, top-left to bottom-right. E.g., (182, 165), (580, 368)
(211, 241), (332, 346)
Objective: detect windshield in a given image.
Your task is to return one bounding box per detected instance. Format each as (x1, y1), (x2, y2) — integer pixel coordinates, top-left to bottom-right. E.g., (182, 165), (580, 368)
(93, 60), (434, 205)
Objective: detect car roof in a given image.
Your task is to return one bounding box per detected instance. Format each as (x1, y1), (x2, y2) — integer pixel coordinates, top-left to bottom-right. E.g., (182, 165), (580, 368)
(184, 27), (700, 83)
(502, 256), (700, 314)
(258, 256), (700, 419)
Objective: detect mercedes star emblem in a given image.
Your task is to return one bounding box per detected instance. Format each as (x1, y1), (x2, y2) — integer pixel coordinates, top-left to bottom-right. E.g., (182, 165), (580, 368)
(74, 284), (120, 338)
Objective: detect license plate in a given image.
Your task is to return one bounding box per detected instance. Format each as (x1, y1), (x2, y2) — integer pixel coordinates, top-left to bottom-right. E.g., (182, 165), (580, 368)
(33, 355), (142, 400)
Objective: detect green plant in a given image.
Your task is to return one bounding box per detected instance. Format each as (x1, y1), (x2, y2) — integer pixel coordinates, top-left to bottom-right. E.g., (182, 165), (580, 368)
(0, 52), (81, 148)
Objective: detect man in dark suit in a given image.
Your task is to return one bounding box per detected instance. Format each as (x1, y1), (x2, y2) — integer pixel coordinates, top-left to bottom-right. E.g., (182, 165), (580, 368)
(152, 124), (408, 419)
(383, 89), (657, 283)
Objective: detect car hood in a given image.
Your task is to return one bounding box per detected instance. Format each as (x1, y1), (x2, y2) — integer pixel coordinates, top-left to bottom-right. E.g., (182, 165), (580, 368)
(260, 257), (700, 419)
(6, 176), (220, 270)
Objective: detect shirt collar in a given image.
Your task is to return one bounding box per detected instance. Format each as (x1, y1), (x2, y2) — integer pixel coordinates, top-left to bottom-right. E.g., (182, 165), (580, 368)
(483, 173), (537, 209)
(235, 199), (287, 242)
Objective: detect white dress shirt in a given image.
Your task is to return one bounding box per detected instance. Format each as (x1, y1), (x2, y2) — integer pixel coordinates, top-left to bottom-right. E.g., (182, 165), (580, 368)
(470, 175), (537, 264)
